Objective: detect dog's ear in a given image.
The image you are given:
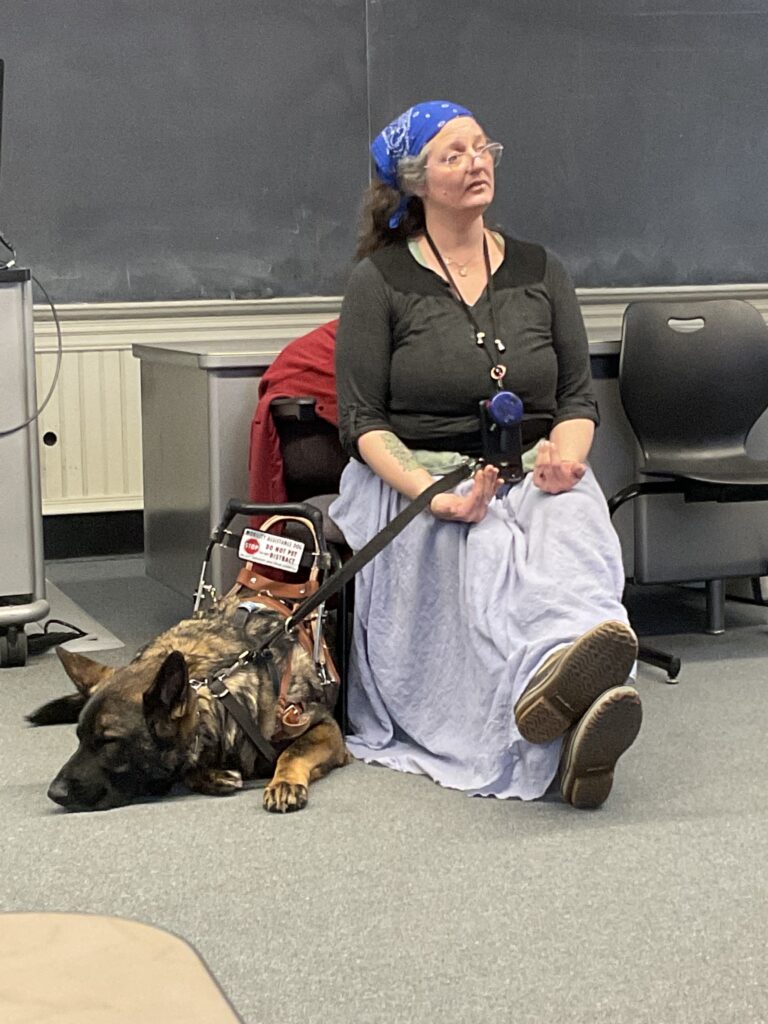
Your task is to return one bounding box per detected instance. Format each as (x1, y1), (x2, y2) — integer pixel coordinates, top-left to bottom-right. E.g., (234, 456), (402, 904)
(56, 648), (115, 696)
(27, 692), (88, 726)
(143, 651), (192, 740)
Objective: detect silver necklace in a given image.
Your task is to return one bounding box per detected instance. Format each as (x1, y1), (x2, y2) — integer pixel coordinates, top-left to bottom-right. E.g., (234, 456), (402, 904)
(443, 253), (480, 278)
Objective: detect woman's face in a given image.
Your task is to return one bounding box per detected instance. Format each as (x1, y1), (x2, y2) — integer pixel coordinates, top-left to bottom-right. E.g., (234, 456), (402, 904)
(418, 117), (496, 217)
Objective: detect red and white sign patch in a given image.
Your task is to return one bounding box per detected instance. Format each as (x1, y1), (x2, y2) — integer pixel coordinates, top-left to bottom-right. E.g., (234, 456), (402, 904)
(238, 528), (305, 573)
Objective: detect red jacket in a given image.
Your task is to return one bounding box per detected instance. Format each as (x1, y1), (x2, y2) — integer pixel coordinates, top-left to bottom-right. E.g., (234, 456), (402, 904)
(248, 319), (339, 506)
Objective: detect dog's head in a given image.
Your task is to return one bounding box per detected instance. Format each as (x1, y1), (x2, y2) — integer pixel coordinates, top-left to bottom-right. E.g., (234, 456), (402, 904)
(45, 648), (199, 812)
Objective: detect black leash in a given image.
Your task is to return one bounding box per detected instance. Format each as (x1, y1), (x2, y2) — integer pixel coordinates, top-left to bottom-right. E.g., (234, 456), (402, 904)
(206, 663), (279, 765)
(267, 461), (474, 643)
(190, 646), (281, 764)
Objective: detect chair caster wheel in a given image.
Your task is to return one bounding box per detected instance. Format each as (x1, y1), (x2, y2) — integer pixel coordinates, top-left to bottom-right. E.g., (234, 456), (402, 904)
(665, 657), (681, 683)
(0, 626), (28, 667)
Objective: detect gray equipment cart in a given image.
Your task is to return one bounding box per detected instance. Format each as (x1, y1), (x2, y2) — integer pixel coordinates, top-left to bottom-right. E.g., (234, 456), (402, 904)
(0, 267), (48, 666)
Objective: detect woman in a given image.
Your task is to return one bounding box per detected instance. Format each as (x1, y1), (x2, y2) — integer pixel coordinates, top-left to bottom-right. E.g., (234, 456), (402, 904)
(330, 101), (641, 808)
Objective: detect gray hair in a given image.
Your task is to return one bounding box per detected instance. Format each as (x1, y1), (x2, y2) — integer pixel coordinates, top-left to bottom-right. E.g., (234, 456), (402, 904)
(396, 150), (428, 195)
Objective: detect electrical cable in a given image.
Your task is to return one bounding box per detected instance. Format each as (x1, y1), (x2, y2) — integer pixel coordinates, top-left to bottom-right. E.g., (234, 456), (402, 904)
(0, 229), (64, 437)
(0, 227), (17, 268)
(27, 618), (88, 655)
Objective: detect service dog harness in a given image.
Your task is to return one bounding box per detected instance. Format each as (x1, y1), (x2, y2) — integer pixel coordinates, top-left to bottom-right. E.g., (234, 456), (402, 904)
(190, 512), (341, 765)
(191, 461), (487, 765)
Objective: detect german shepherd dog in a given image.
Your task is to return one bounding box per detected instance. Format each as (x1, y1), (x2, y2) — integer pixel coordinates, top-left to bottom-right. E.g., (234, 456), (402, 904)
(28, 591), (350, 813)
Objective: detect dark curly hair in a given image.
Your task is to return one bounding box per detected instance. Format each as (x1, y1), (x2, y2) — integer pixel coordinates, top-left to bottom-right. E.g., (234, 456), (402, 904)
(354, 152), (429, 260)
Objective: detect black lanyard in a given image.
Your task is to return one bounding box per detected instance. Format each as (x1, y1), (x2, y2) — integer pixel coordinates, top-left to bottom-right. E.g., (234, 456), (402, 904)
(423, 229), (507, 388)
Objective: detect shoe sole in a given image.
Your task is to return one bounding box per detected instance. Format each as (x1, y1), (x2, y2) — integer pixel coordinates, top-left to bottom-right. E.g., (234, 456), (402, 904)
(559, 686), (643, 809)
(515, 621), (638, 744)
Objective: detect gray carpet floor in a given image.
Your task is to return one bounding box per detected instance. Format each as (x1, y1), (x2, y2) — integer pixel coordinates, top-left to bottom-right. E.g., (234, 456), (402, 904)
(1, 557), (767, 1023)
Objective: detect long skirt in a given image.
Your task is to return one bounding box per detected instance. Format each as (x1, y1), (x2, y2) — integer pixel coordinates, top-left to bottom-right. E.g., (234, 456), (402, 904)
(329, 463), (630, 800)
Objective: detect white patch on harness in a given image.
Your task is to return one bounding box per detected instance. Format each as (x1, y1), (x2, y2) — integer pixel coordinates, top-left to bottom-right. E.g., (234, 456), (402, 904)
(238, 528), (305, 573)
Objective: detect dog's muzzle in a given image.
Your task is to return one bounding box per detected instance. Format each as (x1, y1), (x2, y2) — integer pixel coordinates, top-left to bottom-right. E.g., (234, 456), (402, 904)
(47, 774), (111, 811)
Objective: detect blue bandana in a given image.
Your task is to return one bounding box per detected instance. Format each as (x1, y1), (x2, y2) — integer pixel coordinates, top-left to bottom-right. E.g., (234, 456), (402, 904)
(370, 100), (474, 227)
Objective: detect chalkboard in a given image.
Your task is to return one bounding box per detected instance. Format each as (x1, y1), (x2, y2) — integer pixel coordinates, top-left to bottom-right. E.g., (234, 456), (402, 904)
(1, 0), (368, 302)
(2, 1), (768, 302)
(368, 0), (768, 287)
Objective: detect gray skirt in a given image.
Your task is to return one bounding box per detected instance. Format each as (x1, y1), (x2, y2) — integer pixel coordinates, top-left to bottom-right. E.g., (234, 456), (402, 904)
(329, 462), (630, 800)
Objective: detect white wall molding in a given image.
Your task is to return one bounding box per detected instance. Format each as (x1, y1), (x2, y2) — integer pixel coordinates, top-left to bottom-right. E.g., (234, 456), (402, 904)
(32, 284), (768, 350)
(31, 296), (342, 352)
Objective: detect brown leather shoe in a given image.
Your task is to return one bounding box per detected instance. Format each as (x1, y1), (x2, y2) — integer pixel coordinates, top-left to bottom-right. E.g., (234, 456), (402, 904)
(559, 685), (643, 809)
(514, 620), (638, 744)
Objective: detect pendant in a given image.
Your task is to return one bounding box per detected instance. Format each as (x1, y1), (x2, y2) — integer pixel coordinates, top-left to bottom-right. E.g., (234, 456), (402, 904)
(476, 331), (486, 346)
(490, 364), (506, 381)
(458, 266), (468, 277)
(494, 338), (506, 353)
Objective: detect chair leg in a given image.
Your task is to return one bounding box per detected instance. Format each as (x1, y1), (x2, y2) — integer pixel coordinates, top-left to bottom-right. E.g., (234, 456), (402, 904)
(611, 494), (685, 685)
(638, 643), (681, 684)
(706, 579), (725, 635)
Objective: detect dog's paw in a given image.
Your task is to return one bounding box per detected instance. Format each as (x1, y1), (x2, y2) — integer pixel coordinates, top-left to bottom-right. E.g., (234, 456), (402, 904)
(185, 768), (243, 795)
(263, 780), (308, 813)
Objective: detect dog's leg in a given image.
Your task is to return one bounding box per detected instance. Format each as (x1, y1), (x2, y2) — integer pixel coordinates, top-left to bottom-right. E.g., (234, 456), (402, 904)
(264, 719), (350, 813)
(184, 768), (243, 796)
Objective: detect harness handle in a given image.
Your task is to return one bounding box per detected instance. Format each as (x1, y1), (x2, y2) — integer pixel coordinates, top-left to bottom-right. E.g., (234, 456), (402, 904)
(194, 501), (329, 614)
(219, 500), (327, 555)
(258, 513), (324, 584)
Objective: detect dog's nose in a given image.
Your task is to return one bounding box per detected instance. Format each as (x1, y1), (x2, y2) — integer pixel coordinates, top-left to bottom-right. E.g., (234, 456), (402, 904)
(47, 777), (71, 806)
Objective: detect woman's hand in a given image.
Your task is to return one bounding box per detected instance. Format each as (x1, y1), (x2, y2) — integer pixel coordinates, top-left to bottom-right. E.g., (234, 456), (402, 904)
(429, 464), (500, 523)
(532, 440), (586, 494)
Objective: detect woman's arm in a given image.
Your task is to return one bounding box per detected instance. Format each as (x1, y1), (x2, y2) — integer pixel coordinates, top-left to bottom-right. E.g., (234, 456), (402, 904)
(533, 418), (595, 494)
(533, 252), (599, 494)
(358, 429), (500, 522)
(550, 417), (595, 463)
(357, 430), (434, 499)
(335, 261), (395, 458)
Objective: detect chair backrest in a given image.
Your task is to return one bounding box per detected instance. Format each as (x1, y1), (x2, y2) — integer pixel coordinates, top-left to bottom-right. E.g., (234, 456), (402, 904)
(248, 318), (340, 509)
(619, 299), (768, 461)
(270, 397), (348, 501)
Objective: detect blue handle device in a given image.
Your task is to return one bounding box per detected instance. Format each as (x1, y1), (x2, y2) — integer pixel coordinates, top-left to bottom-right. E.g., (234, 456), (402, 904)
(478, 391), (524, 483)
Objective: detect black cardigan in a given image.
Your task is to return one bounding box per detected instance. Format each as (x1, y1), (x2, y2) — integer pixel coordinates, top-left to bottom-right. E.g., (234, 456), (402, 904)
(335, 235), (598, 458)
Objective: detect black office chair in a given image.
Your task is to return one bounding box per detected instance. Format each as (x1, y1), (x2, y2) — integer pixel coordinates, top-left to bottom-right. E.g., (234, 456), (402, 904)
(269, 396), (348, 542)
(608, 298), (768, 680)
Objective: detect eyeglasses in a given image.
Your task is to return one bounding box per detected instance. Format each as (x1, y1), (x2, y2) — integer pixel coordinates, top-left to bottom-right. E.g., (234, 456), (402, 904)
(433, 141), (504, 172)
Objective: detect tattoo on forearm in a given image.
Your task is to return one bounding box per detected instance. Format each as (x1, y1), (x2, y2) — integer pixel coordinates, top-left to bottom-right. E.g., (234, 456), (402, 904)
(382, 433), (421, 472)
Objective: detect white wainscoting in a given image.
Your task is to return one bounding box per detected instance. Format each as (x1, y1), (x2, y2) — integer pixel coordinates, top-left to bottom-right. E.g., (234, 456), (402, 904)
(32, 287), (768, 515)
(35, 342), (143, 515)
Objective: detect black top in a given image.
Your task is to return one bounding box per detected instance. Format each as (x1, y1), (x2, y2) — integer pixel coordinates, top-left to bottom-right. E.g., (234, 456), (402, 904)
(335, 235), (598, 458)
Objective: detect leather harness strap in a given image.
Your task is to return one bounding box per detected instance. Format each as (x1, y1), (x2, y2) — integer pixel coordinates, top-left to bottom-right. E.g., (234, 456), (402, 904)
(204, 672), (278, 765)
(235, 566), (318, 600)
(232, 579), (340, 742)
